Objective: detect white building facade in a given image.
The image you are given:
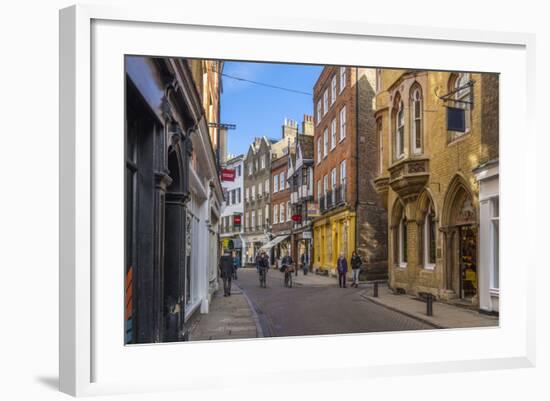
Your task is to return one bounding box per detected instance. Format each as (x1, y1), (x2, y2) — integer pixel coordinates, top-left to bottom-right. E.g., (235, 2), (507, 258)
(220, 155), (245, 265)
(475, 159), (499, 314)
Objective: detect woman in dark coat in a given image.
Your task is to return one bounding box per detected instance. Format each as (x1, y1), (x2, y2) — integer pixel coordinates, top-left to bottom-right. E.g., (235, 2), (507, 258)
(337, 253), (348, 288)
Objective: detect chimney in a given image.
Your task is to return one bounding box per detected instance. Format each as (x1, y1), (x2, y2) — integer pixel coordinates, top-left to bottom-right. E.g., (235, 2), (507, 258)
(302, 114), (314, 136)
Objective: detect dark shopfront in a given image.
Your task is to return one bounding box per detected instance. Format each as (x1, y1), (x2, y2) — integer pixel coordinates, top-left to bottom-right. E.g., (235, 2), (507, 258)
(124, 56), (201, 344)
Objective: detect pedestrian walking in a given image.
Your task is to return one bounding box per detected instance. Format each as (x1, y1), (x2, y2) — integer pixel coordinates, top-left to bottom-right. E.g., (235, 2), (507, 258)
(300, 252), (308, 275)
(219, 251), (235, 297)
(351, 250), (362, 288)
(337, 253), (348, 288)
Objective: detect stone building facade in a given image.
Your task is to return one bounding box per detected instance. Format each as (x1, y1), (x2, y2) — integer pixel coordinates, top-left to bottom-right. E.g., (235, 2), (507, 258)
(242, 137), (275, 263)
(372, 69), (499, 311)
(124, 56), (223, 344)
(312, 66), (388, 279)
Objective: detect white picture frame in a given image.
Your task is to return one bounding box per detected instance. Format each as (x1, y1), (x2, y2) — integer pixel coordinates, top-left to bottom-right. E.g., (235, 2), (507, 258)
(59, 4), (536, 397)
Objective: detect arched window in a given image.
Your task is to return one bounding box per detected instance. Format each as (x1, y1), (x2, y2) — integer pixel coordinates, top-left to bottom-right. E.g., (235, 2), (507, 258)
(423, 202), (437, 268)
(394, 97), (405, 160)
(449, 72), (472, 140)
(410, 86), (423, 154)
(399, 211), (408, 267)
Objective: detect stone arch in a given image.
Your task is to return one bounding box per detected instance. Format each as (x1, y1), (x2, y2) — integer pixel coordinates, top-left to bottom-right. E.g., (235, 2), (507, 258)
(440, 174), (478, 299)
(441, 173), (476, 227)
(390, 198), (407, 268)
(415, 189), (438, 268)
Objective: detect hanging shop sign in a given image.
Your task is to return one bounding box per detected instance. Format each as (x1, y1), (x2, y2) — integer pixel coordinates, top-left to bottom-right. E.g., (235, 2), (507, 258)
(220, 168), (236, 182)
(446, 107), (466, 132)
(291, 214), (302, 222)
(302, 231), (312, 239)
(233, 214), (242, 226)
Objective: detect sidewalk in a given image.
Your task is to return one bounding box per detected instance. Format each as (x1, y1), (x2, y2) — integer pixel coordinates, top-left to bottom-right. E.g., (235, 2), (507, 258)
(360, 283), (499, 329)
(188, 282), (262, 341)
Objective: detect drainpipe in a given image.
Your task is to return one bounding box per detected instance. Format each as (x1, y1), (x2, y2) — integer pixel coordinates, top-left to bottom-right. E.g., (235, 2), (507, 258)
(355, 67), (360, 255)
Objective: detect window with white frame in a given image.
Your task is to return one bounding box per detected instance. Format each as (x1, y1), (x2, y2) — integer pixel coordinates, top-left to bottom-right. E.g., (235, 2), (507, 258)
(317, 180), (321, 201)
(255, 159), (258, 172)
(273, 204), (278, 224)
(330, 118), (337, 150)
(251, 185), (255, 200)
(323, 128), (329, 157)
(251, 210), (256, 228)
(323, 175), (328, 195)
(339, 67), (346, 93)
(273, 173), (279, 192)
(265, 204), (270, 225)
(377, 118), (383, 175)
(280, 171), (285, 191)
(248, 162), (253, 175)
(323, 89), (328, 116)
(237, 188), (241, 204)
(245, 187), (249, 201)
(491, 197), (499, 289)
(399, 211), (408, 267)
(245, 212), (249, 230)
(280, 203), (285, 223)
(257, 183), (262, 197)
(261, 154), (266, 169)
(316, 100), (322, 125)
(287, 201), (291, 221)
(339, 106), (346, 141)
(258, 208), (263, 227)
(331, 168), (337, 204)
(395, 100), (405, 159)
(423, 203), (436, 268)
(264, 179), (269, 195)
(331, 76), (337, 105)
(317, 138), (322, 164)
(411, 87), (423, 154)
(340, 160), (346, 187)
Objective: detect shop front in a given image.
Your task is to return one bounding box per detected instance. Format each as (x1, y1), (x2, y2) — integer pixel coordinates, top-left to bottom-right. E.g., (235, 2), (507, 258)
(312, 210), (356, 275)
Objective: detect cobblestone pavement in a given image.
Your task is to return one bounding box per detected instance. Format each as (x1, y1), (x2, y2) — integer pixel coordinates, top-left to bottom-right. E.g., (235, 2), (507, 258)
(236, 267), (433, 337)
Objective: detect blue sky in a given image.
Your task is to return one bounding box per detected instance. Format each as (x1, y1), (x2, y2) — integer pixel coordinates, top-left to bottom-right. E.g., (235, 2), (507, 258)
(220, 61), (323, 156)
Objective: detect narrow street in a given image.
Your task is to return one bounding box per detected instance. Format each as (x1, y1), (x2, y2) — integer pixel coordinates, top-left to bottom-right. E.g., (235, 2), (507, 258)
(234, 267), (432, 337)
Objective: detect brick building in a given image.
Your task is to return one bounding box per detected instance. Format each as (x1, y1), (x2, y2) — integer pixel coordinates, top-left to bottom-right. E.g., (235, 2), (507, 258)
(312, 66), (388, 279)
(289, 116), (315, 269)
(268, 151), (293, 263)
(372, 69), (499, 312)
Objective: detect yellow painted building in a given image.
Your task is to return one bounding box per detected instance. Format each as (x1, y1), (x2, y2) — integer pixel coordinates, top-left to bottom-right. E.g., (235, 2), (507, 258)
(313, 211), (356, 275)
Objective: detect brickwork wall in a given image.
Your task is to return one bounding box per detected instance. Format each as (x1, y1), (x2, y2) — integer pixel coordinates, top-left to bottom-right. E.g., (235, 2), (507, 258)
(271, 154), (292, 235)
(375, 70), (499, 299)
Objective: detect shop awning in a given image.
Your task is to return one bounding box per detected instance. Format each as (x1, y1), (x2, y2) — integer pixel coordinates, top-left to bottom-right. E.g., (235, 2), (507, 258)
(259, 235), (290, 251)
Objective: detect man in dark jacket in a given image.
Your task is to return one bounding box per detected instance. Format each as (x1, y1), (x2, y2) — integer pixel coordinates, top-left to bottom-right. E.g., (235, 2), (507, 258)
(219, 251), (235, 297)
(337, 253), (348, 288)
(351, 250), (362, 288)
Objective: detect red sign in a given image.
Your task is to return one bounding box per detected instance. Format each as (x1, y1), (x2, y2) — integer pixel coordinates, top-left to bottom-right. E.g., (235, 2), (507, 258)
(221, 168), (236, 182)
(291, 214), (302, 222)
(233, 215), (242, 225)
